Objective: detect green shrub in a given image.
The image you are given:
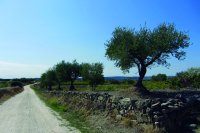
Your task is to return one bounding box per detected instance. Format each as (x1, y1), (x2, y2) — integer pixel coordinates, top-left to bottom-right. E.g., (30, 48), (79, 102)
(169, 67), (200, 89)
(10, 81), (23, 88)
(107, 80), (121, 84)
(152, 74), (167, 81)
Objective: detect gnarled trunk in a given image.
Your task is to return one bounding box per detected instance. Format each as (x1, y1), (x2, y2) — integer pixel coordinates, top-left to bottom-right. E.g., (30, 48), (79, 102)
(135, 66), (149, 94)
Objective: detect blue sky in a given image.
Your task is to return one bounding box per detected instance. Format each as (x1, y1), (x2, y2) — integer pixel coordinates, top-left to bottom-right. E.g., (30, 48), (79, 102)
(0, 0), (199, 78)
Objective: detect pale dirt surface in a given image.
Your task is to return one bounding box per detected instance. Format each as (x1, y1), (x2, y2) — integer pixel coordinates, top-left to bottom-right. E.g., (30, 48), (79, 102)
(0, 85), (81, 133)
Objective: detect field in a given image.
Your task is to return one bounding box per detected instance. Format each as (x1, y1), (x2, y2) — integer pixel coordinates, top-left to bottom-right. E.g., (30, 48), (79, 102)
(49, 80), (170, 92)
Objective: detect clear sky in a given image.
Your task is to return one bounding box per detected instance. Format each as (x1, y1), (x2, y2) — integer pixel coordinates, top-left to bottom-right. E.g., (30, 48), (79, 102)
(0, 0), (199, 78)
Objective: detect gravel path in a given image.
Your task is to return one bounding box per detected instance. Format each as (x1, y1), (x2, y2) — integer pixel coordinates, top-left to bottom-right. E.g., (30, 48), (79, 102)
(0, 85), (80, 133)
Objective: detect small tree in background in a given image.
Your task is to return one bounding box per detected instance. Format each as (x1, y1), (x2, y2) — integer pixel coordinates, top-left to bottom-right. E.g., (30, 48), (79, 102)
(45, 69), (57, 91)
(81, 63), (104, 90)
(67, 60), (81, 91)
(55, 60), (69, 90)
(54, 60), (80, 91)
(40, 73), (48, 89)
(152, 74), (167, 81)
(105, 23), (191, 93)
(10, 81), (23, 88)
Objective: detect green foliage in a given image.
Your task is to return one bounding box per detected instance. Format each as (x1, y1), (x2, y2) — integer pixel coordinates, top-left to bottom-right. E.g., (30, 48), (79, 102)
(105, 23), (191, 88)
(170, 67), (200, 89)
(152, 74), (167, 81)
(121, 79), (136, 85)
(41, 69), (57, 90)
(41, 60), (105, 91)
(143, 81), (169, 90)
(105, 79), (135, 85)
(95, 84), (132, 91)
(106, 80), (121, 84)
(40, 73), (47, 88)
(67, 60), (81, 81)
(55, 60), (69, 85)
(0, 81), (9, 88)
(81, 63), (104, 90)
(40, 60), (81, 91)
(55, 60), (81, 90)
(66, 60), (81, 90)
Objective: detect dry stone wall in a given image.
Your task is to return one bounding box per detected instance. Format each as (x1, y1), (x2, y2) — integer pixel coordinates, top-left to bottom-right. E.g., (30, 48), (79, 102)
(47, 91), (200, 132)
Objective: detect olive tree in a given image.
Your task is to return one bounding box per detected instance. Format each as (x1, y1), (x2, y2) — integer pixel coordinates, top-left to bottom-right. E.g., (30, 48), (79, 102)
(45, 69), (57, 91)
(66, 60), (81, 91)
(81, 63), (104, 90)
(105, 23), (190, 93)
(40, 73), (48, 89)
(55, 60), (69, 90)
(54, 60), (80, 91)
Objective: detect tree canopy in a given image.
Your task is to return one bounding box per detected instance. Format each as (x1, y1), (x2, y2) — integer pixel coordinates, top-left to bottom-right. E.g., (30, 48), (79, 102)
(55, 60), (70, 90)
(45, 69), (57, 90)
(40, 60), (104, 91)
(105, 23), (191, 92)
(66, 60), (81, 90)
(152, 74), (167, 81)
(81, 63), (104, 90)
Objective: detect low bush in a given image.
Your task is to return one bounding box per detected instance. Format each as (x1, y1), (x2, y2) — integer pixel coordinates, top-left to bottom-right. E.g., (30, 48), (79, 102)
(106, 80), (121, 84)
(152, 74), (167, 81)
(169, 67), (200, 89)
(10, 81), (23, 88)
(0, 81), (9, 88)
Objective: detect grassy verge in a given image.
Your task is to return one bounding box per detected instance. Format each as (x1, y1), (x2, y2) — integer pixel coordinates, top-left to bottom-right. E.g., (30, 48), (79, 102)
(31, 85), (96, 133)
(143, 81), (169, 90)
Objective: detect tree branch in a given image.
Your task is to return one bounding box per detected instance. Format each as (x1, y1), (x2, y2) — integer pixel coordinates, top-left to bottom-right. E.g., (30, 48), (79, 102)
(145, 53), (162, 67)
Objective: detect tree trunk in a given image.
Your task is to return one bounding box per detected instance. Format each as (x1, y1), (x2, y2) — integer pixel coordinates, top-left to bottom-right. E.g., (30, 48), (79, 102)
(135, 66), (149, 94)
(58, 82), (61, 90)
(69, 80), (75, 91)
(91, 84), (96, 91)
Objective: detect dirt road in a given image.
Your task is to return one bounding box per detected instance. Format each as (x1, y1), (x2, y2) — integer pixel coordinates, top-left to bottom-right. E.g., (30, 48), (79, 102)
(0, 85), (80, 133)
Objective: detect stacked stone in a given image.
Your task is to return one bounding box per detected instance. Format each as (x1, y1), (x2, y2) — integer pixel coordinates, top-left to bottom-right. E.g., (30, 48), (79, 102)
(45, 90), (200, 131)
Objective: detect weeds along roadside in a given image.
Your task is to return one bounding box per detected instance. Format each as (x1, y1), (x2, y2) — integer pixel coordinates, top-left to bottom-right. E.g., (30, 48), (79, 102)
(31, 85), (96, 133)
(31, 85), (164, 133)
